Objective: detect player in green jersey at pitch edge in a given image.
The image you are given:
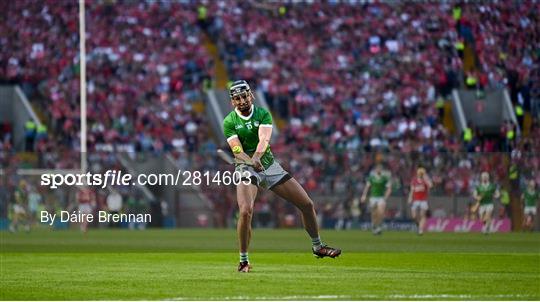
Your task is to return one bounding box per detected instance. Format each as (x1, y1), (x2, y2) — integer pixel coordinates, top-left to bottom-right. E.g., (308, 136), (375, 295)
(472, 172), (500, 234)
(521, 180), (539, 231)
(223, 80), (341, 273)
(360, 164), (392, 235)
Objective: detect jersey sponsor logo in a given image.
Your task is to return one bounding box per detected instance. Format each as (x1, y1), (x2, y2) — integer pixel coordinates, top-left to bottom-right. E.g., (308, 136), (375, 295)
(235, 124), (244, 130)
(413, 185), (426, 192)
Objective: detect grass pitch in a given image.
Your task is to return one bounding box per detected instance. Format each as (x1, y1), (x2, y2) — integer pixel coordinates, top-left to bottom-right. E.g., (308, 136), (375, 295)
(1, 229), (539, 300)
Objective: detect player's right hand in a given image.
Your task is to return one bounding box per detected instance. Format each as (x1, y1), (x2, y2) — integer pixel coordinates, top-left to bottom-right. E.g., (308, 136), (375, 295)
(252, 156), (264, 172)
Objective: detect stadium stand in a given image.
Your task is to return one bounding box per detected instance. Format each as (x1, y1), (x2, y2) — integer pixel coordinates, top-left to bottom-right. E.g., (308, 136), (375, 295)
(0, 1), (538, 229)
(208, 1), (538, 153)
(1, 0), (213, 155)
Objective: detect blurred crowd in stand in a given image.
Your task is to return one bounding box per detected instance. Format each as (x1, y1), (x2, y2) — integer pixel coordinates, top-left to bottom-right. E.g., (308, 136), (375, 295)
(207, 1), (538, 154)
(1, 1), (538, 229)
(1, 0), (214, 156)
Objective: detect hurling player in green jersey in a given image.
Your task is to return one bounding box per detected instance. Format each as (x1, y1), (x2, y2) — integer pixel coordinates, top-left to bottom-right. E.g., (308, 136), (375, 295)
(472, 172), (500, 234)
(521, 180), (539, 231)
(223, 80), (341, 272)
(360, 164), (392, 235)
(9, 180), (30, 233)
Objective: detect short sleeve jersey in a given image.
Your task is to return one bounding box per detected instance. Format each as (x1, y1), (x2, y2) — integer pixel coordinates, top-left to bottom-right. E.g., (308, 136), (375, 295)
(411, 177), (429, 201)
(223, 106), (274, 169)
(368, 172), (391, 198)
(524, 189), (539, 207)
(475, 183), (497, 205)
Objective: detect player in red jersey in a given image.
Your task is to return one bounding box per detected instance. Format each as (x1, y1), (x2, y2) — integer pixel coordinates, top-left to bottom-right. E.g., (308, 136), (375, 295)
(77, 186), (95, 233)
(408, 167), (432, 235)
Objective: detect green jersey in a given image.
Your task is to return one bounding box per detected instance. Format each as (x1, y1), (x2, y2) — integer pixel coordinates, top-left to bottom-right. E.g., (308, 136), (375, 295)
(475, 183), (497, 205)
(524, 189), (539, 207)
(368, 173), (390, 198)
(223, 105), (274, 169)
(14, 188), (27, 205)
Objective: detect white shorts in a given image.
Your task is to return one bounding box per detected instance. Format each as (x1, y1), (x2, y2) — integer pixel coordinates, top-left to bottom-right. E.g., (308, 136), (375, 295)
(524, 206), (537, 216)
(13, 204), (26, 215)
(479, 204), (494, 216)
(369, 197), (385, 208)
(79, 204), (92, 214)
(411, 201), (429, 211)
(236, 160), (291, 190)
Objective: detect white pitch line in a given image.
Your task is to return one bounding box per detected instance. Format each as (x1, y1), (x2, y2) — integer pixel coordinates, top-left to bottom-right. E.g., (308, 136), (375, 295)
(389, 293), (533, 299)
(171, 293), (535, 300)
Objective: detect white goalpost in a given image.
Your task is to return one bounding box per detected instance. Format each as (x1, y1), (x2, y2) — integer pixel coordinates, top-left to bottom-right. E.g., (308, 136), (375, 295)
(79, 0), (87, 174)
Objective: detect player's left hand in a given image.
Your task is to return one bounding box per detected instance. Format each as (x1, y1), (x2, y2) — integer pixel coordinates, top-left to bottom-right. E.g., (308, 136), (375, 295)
(252, 156), (264, 172)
